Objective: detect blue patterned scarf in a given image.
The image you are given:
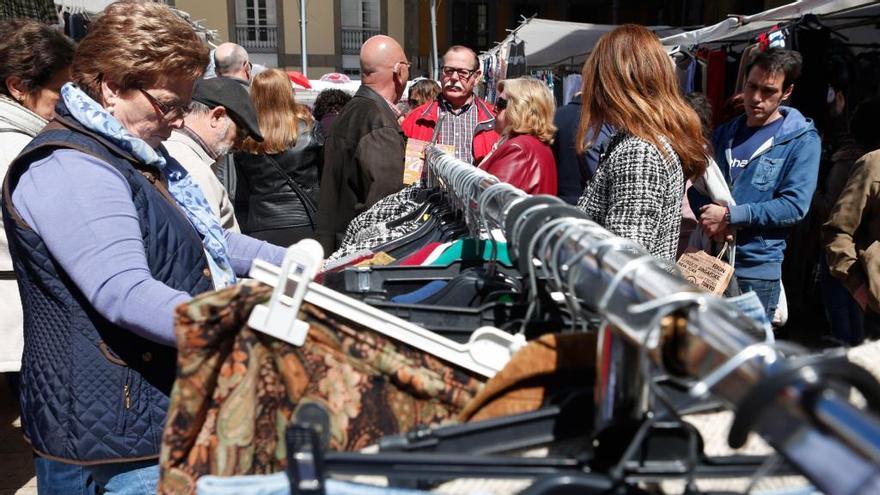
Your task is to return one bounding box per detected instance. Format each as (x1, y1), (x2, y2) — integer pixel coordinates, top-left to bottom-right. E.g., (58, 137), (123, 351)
(61, 83), (236, 288)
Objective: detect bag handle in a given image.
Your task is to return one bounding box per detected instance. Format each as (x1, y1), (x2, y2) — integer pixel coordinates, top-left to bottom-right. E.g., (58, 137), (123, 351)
(716, 242), (729, 260)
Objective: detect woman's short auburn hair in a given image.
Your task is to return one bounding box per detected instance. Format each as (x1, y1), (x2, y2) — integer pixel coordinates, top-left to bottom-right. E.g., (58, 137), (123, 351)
(72, 1), (208, 102)
(498, 78), (557, 145)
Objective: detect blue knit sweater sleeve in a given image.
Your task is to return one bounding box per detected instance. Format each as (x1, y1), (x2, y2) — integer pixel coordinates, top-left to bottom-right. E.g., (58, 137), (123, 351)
(11, 149), (285, 347)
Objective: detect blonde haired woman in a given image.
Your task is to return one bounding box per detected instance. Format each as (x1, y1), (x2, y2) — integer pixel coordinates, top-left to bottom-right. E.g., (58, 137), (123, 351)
(478, 78), (557, 195)
(235, 68), (324, 245)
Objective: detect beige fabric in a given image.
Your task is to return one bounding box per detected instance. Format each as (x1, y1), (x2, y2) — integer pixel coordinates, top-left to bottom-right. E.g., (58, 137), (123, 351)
(0, 95), (45, 372)
(163, 130), (240, 232)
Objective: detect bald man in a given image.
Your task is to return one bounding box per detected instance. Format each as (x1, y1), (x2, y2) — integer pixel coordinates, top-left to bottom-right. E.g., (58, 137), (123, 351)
(315, 35), (410, 253)
(214, 42), (252, 86)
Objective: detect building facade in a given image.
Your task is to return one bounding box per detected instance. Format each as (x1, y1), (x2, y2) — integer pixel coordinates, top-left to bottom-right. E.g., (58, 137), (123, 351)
(170, 0), (790, 79)
(172, 0), (406, 78)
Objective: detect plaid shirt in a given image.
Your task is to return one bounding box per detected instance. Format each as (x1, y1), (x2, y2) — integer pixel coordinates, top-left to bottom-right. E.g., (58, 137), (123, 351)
(437, 97), (479, 163)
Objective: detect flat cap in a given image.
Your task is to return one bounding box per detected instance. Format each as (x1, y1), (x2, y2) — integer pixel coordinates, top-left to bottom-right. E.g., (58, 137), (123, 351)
(191, 78), (263, 142)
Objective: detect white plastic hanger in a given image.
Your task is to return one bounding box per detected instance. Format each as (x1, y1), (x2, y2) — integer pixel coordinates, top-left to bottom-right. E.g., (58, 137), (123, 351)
(248, 240), (524, 378)
(248, 239), (324, 346)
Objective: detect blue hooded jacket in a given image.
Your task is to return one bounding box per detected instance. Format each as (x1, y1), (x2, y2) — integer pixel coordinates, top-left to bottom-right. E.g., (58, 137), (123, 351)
(710, 106), (821, 280)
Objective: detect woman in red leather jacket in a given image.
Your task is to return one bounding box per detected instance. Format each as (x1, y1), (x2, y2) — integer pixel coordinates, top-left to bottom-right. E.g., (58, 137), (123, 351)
(478, 78), (558, 195)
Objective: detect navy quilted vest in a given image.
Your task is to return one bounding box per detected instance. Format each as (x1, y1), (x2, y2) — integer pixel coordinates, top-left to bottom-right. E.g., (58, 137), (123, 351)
(1, 102), (214, 464)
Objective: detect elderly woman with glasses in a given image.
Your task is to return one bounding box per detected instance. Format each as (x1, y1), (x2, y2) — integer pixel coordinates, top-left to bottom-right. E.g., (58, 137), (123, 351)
(477, 78), (558, 195)
(1, 2), (286, 493)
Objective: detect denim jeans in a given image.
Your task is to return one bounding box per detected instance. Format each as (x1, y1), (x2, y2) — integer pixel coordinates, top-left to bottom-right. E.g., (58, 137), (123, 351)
(196, 472), (433, 495)
(728, 290), (773, 341)
(35, 457), (96, 495)
(87, 459), (159, 495)
(738, 277), (781, 324)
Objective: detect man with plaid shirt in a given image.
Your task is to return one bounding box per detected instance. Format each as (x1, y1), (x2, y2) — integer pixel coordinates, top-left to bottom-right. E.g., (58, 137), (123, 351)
(402, 45), (499, 165)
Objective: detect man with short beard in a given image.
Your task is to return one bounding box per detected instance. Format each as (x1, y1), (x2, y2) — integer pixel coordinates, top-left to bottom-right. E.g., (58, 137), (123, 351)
(402, 45), (499, 165)
(163, 78), (264, 231)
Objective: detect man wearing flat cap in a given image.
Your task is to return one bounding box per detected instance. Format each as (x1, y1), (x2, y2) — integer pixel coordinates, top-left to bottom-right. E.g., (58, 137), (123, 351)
(163, 78), (263, 230)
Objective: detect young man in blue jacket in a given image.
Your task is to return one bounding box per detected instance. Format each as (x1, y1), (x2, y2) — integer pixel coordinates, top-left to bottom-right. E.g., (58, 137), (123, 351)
(695, 48), (821, 321)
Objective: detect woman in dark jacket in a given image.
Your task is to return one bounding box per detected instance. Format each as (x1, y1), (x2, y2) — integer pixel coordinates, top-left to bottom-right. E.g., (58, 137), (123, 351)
(478, 78), (557, 195)
(235, 68), (323, 245)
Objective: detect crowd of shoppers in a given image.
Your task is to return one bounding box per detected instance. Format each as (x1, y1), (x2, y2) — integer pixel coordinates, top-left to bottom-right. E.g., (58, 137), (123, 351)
(3, 3), (880, 493)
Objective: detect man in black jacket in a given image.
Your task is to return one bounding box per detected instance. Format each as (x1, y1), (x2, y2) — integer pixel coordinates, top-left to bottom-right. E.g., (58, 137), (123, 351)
(316, 35), (409, 253)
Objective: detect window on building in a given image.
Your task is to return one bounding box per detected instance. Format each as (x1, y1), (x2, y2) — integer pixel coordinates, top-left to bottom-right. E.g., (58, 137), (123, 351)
(450, 1), (492, 53)
(235, 0), (277, 51)
(341, 0), (382, 76)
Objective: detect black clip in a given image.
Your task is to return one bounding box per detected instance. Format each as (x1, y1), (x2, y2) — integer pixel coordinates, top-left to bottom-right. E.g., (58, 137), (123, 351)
(286, 424), (326, 495)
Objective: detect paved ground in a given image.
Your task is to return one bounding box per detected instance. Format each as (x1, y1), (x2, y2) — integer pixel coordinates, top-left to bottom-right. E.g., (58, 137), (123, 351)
(0, 374), (36, 495)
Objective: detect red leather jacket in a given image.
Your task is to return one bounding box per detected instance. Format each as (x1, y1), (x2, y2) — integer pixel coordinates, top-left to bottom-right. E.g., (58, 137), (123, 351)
(401, 97), (499, 164)
(478, 134), (558, 195)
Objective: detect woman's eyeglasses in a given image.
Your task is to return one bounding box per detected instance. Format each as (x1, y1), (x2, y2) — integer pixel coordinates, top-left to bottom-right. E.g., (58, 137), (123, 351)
(494, 97), (508, 111)
(139, 88), (188, 121)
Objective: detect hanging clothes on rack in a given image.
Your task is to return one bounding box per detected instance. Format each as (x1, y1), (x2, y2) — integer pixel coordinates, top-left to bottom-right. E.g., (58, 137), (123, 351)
(706, 48), (729, 127)
(0, 0), (57, 24)
(562, 73), (582, 105)
(158, 280), (486, 494)
(506, 39), (527, 78)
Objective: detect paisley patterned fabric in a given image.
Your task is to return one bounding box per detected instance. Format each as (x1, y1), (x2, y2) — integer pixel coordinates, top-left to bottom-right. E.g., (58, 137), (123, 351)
(158, 280), (484, 495)
(60, 83), (236, 287)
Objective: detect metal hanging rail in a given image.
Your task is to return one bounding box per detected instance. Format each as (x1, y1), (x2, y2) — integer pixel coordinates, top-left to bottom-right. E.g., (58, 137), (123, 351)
(424, 146), (880, 495)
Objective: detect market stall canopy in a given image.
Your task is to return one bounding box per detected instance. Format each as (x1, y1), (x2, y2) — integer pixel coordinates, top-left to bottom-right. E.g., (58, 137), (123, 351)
(660, 0), (880, 46)
(483, 18), (681, 68)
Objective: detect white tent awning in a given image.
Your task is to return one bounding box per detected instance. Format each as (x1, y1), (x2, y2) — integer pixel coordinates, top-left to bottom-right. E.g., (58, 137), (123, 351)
(660, 0), (879, 46)
(484, 18), (680, 68)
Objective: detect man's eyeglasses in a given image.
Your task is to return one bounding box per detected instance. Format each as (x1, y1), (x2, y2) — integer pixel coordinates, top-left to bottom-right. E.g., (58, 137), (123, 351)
(441, 66), (478, 79)
(139, 88), (188, 121)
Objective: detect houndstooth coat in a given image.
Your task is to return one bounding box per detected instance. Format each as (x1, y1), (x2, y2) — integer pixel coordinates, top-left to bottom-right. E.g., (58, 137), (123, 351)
(577, 132), (685, 261)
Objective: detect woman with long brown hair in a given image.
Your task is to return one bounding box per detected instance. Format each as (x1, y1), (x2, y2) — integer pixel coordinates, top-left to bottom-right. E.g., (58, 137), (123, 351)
(235, 68), (323, 245)
(575, 24), (706, 260)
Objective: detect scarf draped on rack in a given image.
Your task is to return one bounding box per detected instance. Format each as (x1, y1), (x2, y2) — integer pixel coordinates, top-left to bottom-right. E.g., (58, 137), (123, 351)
(61, 83), (236, 287)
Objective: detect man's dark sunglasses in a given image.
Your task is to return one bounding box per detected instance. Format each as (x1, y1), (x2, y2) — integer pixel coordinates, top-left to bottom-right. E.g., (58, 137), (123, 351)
(139, 88), (188, 120)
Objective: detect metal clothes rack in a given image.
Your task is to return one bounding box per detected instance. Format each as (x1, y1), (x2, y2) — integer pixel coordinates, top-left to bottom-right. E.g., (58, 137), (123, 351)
(422, 146), (880, 495)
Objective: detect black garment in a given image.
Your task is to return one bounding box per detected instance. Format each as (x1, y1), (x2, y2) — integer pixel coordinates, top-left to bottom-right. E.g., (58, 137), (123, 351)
(551, 95), (615, 205)
(791, 25), (831, 136)
(506, 41), (527, 78)
(234, 123), (323, 241)
(247, 226), (315, 246)
(315, 85), (406, 254)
